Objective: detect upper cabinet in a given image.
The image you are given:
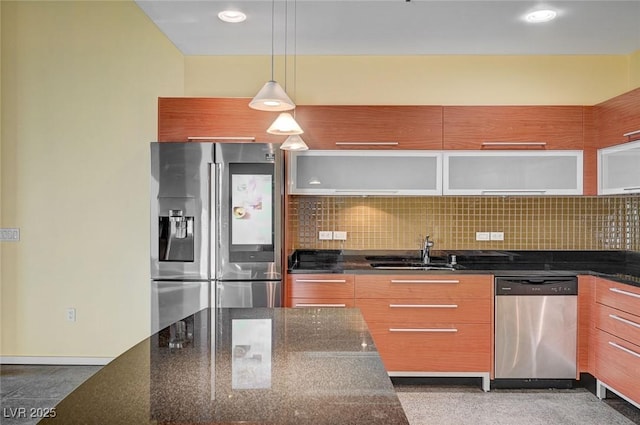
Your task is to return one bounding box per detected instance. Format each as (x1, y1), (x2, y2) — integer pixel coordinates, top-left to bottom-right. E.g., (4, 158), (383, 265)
(157, 97), (284, 143)
(293, 105), (443, 150)
(598, 140), (640, 195)
(594, 87), (640, 149)
(289, 150), (442, 196)
(443, 150), (584, 196)
(443, 106), (584, 150)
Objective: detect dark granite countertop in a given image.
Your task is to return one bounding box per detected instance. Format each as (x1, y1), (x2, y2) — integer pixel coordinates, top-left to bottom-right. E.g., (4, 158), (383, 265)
(288, 249), (640, 287)
(40, 308), (409, 425)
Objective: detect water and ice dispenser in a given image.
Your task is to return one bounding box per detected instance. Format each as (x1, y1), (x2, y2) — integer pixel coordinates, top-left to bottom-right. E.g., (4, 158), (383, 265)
(158, 208), (194, 262)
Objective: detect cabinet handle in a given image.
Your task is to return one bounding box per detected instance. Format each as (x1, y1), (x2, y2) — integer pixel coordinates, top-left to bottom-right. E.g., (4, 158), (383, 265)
(296, 279), (348, 283)
(335, 142), (399, 146)
(295, 303), (347, 308)
(481, 141), (547, 147)
(623, 187), (640, 191)
(389, 328), (458, 333)
(609, 287), (640, 299)
(623, 129), (640, 138)
(390, 279), (460, 284)
(187, 136), (256, 141)
(609, 314), (640, 329)
(389, 304), (458, 309)
(481, 190), (547, 195)
(609, 341), (640, 359)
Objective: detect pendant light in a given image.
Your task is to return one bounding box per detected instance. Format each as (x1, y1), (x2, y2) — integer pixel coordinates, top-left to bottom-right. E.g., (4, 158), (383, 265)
(277, 0), (309, 150)
(249, 0), (295, 111)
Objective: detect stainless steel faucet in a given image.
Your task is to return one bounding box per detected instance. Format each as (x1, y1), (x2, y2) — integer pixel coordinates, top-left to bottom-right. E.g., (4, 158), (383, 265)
(422, 235), (434, 264)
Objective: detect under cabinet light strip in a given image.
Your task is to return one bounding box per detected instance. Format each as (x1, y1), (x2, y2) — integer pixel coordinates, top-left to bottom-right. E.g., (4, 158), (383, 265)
(609, 314), (640, 329)
(389, 304), (458, 309)
(609, 287), (640, 299)
(187, 136), (256, 141)
(609, 341), (640, 358)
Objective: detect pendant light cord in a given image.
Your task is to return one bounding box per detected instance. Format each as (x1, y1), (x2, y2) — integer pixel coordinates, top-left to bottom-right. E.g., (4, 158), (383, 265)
(284, 0), (288, 92)
(270, 0), (275, 80)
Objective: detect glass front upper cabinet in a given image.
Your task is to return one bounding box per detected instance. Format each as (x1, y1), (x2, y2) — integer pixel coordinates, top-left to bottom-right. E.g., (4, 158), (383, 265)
(289, 150), (442, 195)
(598, 139), (640, 195)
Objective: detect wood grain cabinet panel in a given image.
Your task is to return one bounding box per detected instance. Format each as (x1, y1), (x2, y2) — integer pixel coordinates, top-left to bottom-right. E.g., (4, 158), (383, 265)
(577, 275), (595, 375)
(288, 274), (355, 307)
(596, 278), (640, 316)
(355, 274), (492, 299)
(157, 97), (284, 143)
(594, 330), (640, 405)
(443, 106), (584, 150)
(596, 304), (640, 348)
(594, 87), (640, 148)
(355, 298), (491, 325)
(354, 274), (492, 374)
(368, 324), (492, 372)
(293, 105), (443, 150)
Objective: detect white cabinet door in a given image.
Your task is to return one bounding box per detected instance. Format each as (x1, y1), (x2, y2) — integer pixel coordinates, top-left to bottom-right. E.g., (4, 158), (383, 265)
(289, 150), (442, 195)
(598, 140), (640, 195)
(443, 151), (583, 195)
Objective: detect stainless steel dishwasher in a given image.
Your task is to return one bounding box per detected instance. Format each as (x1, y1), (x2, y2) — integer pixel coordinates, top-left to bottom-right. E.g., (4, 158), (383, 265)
(495, 276), (578, 382)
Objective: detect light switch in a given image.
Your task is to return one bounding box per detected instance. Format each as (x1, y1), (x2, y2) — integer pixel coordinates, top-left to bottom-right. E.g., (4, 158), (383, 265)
(490, 232), (504, 241)
(319, 231), (333, 240)
(333, 231), (347, 240)
(475, 232), (491, 241)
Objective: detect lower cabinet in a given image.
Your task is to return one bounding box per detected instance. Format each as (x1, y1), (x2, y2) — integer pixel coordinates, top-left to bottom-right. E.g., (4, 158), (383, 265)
(593, 277), (640, 406)
(355, 274), (493, 389)
(288, 274), (355, 308)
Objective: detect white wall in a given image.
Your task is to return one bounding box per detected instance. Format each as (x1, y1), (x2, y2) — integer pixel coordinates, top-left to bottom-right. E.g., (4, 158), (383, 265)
(1, 1), (184, 359)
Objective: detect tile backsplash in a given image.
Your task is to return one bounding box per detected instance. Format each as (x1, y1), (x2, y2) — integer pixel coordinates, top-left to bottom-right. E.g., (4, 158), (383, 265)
(288, 195), (640, 252)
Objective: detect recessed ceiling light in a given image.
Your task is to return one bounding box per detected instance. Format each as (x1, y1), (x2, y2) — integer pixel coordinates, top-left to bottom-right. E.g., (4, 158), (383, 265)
(218, 10), (247, 23)
(525, 9), (557, 23)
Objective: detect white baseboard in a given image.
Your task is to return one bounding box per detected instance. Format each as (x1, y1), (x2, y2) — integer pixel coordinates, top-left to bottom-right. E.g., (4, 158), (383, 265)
(0, 356), (113, 366)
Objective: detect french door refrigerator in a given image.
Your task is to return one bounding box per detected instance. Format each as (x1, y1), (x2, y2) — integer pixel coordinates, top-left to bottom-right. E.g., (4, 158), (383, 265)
(150, 142), (283, 333)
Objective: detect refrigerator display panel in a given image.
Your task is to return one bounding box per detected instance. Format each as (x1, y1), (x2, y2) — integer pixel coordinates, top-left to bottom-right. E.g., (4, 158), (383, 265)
(229, 163), (275, 263)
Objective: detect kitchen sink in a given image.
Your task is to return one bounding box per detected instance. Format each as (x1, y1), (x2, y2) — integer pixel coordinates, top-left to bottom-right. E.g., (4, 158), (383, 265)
(369, 262), (456, 271)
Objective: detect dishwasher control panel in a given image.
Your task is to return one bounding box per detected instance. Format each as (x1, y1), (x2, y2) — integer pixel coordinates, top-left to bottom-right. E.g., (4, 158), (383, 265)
(495, 276), (578, 296)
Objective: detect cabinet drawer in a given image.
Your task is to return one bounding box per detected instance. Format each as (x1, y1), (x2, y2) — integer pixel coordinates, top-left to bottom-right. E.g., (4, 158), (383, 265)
(291, 298), (355, 308)
(595, 304), (640, 348)
(356, 298), (491, 325)
(594, 330), (640, 405)
(596, 279), (640, 316)
(355, 274), (492, 299)
(289, 275), (355, 299)
(368, 323), (491, 372)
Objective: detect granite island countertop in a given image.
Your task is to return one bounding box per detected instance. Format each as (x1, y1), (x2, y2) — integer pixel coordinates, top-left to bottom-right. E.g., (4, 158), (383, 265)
(288, 249), (640, 287)
(40, 308), (409, 425)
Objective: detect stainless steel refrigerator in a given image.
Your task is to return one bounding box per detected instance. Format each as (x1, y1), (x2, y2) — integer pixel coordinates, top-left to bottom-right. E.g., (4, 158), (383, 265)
(150, 142), (283, 333)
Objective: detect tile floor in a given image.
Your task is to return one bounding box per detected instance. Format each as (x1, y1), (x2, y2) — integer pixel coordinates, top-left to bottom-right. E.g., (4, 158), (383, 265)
(1, 365), (639, 425)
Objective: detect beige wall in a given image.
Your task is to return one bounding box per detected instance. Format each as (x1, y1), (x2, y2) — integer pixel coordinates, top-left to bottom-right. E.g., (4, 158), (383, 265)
(1, 1), (184, 358)
(185, 54), (635, 105)
(1, 0), (639, 360)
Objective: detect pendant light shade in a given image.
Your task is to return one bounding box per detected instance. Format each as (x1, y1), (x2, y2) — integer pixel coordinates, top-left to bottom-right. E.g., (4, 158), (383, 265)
(280, 134), (309, 151)
(267, 112), (304, 135)
(249, 80), (296, 111)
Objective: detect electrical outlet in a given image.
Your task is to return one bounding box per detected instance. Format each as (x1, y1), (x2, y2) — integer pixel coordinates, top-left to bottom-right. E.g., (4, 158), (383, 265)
(0, 228), (20, 242)
(66, 308), (76, 322)
(333, 231), (347, 241)
(475, 232), (491, 241)
(318, 231), (333, 240)
(490, 232), (504, 241)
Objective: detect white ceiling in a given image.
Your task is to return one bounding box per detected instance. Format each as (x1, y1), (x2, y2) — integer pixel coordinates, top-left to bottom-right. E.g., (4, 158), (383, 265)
(135, 0), (640, 56)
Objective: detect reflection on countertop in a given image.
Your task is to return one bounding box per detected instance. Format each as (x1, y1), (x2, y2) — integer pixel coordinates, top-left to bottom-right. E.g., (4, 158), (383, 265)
(41, 308), (409, 425)
(288, 249), (640, 287)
